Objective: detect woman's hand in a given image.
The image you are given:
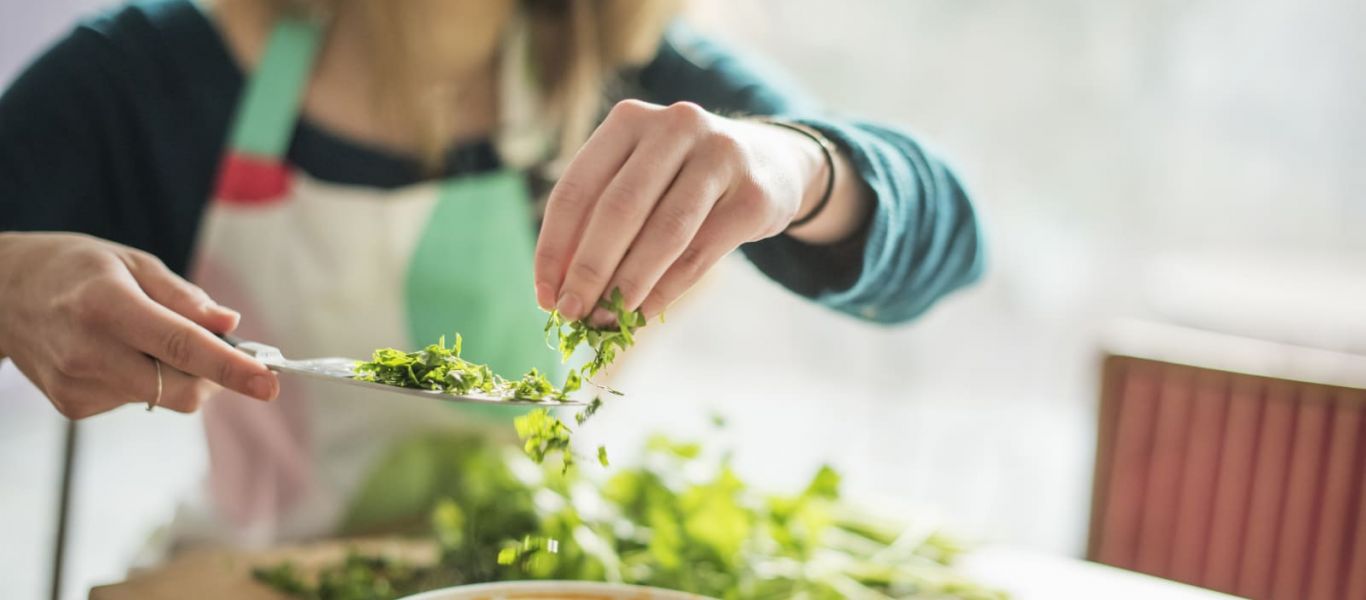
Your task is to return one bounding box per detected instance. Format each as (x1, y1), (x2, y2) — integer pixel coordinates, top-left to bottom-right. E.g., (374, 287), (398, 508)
(534, 100), (870, 324)
(0, 232), (278, 419)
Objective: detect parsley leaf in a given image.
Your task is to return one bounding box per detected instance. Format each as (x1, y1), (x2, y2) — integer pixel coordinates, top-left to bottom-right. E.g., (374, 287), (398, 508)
(543, 287), (647, 382)
(513, 409), (575, 473)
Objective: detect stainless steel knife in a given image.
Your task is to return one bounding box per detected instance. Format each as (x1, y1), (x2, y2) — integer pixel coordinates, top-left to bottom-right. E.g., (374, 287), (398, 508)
(221, 334), (584, 406)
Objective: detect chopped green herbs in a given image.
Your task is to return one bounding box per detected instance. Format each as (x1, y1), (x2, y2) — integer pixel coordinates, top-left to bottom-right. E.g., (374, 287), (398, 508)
(510, 368), (555, 400)
(512, 287), (648, 468)
(543, 288), (646, 383)
(255, 432), (1006, 600)
(495, 535), (559, 569)
(513, 409), (574, 472)
(575, 396), (603, 426)
(353, 334), (560, 401)
(252, 553), (437, 599)
(353, 288), (644, 403)
(296, 289), (1007, 599)
(355, 288), (647, 469)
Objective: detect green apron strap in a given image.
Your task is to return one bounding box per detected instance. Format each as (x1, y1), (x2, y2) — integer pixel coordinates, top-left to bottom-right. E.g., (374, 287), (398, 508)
(226, 18), (325, 159)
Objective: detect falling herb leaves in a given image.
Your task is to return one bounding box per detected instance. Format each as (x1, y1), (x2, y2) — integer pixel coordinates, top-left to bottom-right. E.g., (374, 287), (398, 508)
(543, 288), (647, 384)
(513, 288), (647, 468)
(513, 409), (575, 472)
(575, 396), (603, 426)
(495, 535), (560, 570)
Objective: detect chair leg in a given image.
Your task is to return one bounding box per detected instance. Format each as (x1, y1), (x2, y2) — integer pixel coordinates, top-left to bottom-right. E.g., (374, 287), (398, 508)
(51, 419), (78, 600)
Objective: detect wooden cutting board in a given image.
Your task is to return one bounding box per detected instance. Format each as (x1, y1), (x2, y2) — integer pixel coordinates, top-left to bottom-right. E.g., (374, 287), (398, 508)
(89, 538), (438, 600)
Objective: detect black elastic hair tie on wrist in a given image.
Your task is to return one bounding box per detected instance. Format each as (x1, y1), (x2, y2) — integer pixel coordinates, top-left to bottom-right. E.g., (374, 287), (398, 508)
(755, 117), (837, 230)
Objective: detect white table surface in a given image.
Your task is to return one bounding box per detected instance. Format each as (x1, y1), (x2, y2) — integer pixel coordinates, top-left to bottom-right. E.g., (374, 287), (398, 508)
(959, 548), (1245, 599)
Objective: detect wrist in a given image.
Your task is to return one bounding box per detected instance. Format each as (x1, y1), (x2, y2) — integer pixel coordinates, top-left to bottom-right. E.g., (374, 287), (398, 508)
(756, 119), (835, 229)
(787, 127), (832, 226)
(758, 119), (873, 245)
(748, 119), (831, 227)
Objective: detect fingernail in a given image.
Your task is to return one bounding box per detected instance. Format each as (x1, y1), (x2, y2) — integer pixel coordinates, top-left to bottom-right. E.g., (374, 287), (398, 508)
(535, 283), (554, 311)
(248, 374), (276, 401)
(206, 301), (240, 319)
(215, 306), (242, 332)
(589, 308), (614, 327)
(556, 293), (583, 320)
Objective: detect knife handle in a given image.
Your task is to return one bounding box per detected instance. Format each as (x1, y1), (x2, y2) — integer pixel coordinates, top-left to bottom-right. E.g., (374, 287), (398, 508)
(218, 332), (244, 348)
(216, 333), (283, 362)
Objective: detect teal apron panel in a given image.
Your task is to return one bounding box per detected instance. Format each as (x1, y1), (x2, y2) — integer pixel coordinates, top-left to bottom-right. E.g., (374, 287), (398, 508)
(404, 170), (564, 421)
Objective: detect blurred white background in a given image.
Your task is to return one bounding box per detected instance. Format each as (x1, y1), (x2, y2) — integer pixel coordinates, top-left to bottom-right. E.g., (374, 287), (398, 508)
(3, 1), (1364, 599)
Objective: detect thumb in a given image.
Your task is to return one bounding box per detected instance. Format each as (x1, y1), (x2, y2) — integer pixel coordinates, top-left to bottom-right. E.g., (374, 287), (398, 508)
(123, 252), (241, 334)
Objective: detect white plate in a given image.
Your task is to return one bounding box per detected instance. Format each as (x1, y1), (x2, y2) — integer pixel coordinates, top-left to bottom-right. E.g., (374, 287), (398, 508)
(957, 547), (1246, 599)
(399, 580), (713, 600)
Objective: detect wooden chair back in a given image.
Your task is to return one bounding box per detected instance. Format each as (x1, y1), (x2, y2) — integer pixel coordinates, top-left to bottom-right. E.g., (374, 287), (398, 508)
(1089, 321), (1366, 600)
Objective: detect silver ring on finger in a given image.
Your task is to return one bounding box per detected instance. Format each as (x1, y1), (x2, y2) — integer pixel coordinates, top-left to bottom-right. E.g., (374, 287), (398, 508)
(146, 358), (163, 412)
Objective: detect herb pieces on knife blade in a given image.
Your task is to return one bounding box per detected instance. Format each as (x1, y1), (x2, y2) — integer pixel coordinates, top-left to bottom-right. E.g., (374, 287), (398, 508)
(353, 334), (580, 403)
(354, 288), (645, 402)
(353, 288), (647, 469)
(254, 432), (1007, 600)
(353, 334), (522, 399)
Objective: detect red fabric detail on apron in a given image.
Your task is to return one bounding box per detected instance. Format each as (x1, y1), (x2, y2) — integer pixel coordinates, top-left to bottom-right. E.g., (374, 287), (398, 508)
(214, 153), (293, 204)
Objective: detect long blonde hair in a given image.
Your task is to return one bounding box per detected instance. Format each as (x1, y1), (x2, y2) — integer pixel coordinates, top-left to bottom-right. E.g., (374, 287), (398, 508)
(267, 0), (679, 172)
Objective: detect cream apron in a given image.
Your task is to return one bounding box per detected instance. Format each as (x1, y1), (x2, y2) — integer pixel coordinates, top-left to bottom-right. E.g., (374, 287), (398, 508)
(171, 16), (560, 548)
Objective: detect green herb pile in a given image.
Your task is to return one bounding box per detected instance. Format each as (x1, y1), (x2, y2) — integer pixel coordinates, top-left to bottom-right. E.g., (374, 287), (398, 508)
(353, 334), (577, 402)
(321, 291), (1005, 598)
(254, 555), (429, 600)
(253, 432), (1007, 600)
